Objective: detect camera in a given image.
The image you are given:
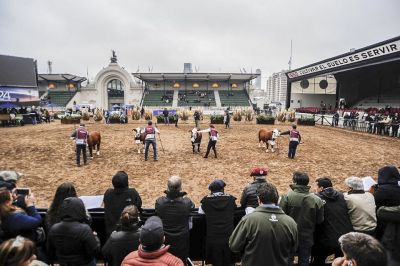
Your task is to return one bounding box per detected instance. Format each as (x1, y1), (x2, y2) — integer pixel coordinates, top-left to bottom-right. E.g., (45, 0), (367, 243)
(15, 188), (30, 196)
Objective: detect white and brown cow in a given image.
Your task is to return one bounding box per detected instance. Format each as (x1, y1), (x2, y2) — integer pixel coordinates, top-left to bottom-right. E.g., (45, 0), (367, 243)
(258, 128), (280, 152)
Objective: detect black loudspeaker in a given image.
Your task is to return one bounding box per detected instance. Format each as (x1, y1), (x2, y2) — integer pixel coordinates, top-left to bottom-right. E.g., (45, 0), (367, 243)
(319, 79), (328, 89)
(300, 79), (309, 89)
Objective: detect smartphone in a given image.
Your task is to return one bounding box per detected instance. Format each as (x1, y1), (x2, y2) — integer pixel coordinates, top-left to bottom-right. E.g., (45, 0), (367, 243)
(15, 188), (30, 195)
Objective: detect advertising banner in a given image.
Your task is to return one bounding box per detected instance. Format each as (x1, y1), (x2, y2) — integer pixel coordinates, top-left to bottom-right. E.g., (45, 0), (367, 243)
(0, 86), (39, 102)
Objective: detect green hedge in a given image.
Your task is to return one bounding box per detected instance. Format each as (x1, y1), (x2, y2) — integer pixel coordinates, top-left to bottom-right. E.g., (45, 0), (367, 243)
(210, 115), (224, 124)
(256, 115), (275, 124)
(157, 115), (178, 123)
(297, 117), (315, 126)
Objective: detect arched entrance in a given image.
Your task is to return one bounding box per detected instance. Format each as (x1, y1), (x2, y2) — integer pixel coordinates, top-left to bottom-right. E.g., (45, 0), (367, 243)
(107, 78), (124, 109)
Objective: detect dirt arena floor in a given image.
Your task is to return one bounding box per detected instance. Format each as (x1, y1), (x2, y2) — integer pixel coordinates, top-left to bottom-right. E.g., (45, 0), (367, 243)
(1, 119), (399, 208)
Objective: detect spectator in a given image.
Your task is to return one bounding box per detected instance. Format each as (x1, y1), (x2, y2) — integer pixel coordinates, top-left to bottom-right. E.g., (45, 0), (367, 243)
(374, 165), (400, 209)
(332, 232), (387, 266)
(121, 216), (183, 266)
(0, 236), (48, 266)
(140, 107), (145, 118)
(229, 182), (298, 266)
(163, 108), (170, 125)
(344, 176), (377, 236)
(47, 197), (100, 266)
(279, 171), (324, 266)
(377, 205), (400, 266)
(104, 171), (142, 236)
(199, 179), (236, 266)
(46, 182), (78, 230)
(311, 177), (353, 266)
(103, 205), (142, 266)
(374, 165), (400, 241)
(0, 188), (42, 242)
(223, 110), (230, 129)
(240, 167), (268, 214)
(155, 176), (195, 263)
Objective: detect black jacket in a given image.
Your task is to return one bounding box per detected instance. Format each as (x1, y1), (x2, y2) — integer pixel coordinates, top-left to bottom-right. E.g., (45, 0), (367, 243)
(47, 197), (100, 266)
(104, 174), (142, 235)
(377, 206), (400, 263)
(201, 192), (237, 240)
(315, 187), (353, 248)
(155, 191), (194, 236)
(155, 191), (194, 262)
(374, 165), (400, 209)
(102, 223), (141, 266)
(240, 178), (267, 208)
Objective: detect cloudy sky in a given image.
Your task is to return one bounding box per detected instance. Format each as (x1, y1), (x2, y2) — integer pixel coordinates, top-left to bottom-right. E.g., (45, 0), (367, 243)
(1, 0), (399, 88)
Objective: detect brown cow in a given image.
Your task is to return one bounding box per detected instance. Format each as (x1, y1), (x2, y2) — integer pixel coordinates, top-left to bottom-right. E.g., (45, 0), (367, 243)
(88, 131), (101, 158)
(258, 128), (280, 153)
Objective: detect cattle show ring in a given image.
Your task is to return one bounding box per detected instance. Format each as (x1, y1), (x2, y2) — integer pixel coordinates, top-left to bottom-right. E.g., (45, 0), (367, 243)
(1, 115), (398, 209)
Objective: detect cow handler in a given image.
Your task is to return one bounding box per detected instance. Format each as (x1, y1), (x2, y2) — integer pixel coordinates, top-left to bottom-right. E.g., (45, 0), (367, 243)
(71, 123), (89, 167)
(144, 121), (160, 161)
(199, 124), (219, 159)
(280, 124), (301, 159)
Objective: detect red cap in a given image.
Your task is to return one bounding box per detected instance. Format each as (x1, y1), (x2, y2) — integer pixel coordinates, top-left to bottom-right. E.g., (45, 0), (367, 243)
(250, 167), (268, 176)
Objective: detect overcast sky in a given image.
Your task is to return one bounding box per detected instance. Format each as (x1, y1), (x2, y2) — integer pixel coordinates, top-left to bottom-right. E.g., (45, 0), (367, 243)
(1, 0), (399, 88)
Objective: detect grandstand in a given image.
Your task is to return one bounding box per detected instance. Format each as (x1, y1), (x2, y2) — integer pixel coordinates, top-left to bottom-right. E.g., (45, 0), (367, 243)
(134, 72), (258, 109)
(219, 90), (251, 107)
(142, 90), (173, 107)
(177, 90), (216, 107)
(47, 91), (78, 107)
(286, 36), (400, 110)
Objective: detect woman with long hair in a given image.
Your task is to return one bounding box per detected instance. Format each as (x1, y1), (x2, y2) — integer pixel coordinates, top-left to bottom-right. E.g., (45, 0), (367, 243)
(102, 205), (141, 266)
(46, 183), (77, 229)
(0, 188), (42, 242)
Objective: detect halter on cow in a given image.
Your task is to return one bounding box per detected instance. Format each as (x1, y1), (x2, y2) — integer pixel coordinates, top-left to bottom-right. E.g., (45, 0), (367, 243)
(133, 127), (146, 153)
(190, 128), (202, 153)
(258, 128), (280, 153)
(88, 131), (101, 158)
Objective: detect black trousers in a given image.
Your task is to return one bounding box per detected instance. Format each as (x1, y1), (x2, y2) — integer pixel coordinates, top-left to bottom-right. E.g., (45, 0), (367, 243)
(76, 144), (87, 165)
(288, 141), (299, 159)
(205, 140), (217, 158)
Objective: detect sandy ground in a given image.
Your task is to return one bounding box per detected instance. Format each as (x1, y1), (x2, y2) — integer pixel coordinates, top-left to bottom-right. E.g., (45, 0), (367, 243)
(0, 119), (399, 208)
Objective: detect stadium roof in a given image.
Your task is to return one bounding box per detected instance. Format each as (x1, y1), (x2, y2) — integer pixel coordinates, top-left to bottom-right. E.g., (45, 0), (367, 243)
(38, 74), (86, 83)
(133, 73), (259, 82)
(286, 35), (400, 82)
(0, 54), (37, 87)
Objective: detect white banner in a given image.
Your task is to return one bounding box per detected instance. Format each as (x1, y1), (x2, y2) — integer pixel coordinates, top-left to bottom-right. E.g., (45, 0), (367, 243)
(287, 40), (400, 79)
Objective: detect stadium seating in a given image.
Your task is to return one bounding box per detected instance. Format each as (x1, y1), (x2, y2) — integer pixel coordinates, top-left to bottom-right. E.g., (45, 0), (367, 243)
(47, 91), (77, 107)
(142, 90), (173, 107)
(177, 90), (216, 107)
(219, 90), (250, 107)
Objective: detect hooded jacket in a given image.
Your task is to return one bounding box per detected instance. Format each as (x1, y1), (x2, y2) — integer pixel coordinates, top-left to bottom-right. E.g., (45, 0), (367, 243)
(104, 172), (142, 235)
(374, 165), (400, 209)
(47, 197), (100, 265)
(315, 187), (353, 248)
(200, 192), (237, 240)
(279, 184), (324, 246)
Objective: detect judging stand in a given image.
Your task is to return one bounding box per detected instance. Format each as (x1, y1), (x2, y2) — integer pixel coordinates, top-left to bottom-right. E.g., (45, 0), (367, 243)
(37, 207), (246, 263)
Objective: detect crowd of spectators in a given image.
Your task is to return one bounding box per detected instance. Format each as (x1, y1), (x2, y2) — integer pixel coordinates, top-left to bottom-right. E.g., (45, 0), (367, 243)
(0, 165), (399, 265)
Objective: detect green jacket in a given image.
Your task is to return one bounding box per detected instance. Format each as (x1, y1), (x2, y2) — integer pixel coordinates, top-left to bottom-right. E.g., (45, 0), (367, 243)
(229, 206), (298, 266)
(279, 184), (324, 246)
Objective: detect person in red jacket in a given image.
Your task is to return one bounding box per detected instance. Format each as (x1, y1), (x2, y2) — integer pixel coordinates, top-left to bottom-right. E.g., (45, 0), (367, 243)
(122, 216), (183, 266)
(280, 124), (301, 159)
